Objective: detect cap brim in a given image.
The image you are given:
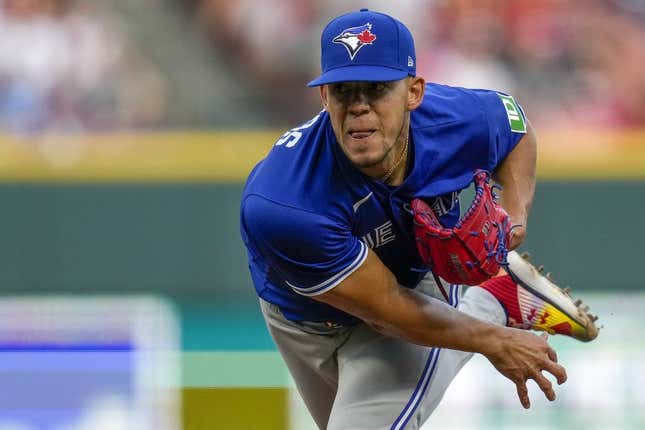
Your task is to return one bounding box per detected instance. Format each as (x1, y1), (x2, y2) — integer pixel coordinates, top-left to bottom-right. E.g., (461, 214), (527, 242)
(307, 65), (409, 87)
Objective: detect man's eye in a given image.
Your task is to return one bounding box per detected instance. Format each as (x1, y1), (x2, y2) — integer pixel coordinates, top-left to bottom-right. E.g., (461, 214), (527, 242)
(334, 85), (349, 94)
(372, 82), (388, 90)
(368, 83), (389, 95)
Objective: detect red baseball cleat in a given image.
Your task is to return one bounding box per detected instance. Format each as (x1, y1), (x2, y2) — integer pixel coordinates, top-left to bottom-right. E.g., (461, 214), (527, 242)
(478, 251), (599, 342)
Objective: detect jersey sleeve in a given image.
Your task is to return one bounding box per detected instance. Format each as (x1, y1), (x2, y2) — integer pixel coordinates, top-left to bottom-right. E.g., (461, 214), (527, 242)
(241, 194), (368, 297)
(473, 90), (529, 170)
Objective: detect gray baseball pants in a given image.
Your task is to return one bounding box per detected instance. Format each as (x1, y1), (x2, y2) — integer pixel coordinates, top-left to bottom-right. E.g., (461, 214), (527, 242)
(260, 279), (506, 430)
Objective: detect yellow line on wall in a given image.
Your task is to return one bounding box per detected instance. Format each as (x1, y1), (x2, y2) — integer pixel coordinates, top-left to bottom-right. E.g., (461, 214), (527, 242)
(0, 132), (280, 183)
(0, 129), (643, 182)
(536, 129), (645, 180)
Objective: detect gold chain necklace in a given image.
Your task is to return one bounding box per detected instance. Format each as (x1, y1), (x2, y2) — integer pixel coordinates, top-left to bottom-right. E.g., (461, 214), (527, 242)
(381, 134), (409, 183)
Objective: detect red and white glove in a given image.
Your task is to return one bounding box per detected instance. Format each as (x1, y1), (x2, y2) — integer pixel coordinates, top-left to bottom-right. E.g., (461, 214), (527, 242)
(412, 170), (511, 286)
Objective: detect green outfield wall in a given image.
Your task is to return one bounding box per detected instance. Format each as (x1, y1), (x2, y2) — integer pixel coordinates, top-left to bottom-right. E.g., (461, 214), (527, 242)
(0, 181), (642, 296)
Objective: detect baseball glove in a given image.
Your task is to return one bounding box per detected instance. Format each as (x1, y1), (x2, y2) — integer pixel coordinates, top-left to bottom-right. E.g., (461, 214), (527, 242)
(412, 170), (511, 287)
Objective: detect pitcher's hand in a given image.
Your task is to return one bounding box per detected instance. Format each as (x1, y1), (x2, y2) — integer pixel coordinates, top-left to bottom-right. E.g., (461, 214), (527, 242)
(484, 330), (567, 409)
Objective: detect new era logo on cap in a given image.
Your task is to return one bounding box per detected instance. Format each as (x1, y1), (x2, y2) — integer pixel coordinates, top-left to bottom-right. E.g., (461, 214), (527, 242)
(333, 23), (377, 60)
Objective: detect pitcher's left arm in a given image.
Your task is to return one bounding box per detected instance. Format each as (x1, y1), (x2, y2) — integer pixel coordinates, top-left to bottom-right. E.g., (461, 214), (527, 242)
(493, 120), (537, 250)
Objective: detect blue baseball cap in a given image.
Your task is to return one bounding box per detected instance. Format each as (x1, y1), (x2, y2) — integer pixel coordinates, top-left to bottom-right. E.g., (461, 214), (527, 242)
(307, 9), (416, 87)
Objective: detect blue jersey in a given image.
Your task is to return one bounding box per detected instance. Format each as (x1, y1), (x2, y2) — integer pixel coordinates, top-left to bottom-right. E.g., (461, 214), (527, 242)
(240, 83), (527, 323)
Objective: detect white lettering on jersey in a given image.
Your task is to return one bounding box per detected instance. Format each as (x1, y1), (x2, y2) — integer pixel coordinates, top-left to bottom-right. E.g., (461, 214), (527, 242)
(275, 112), (322, 148)
(352, 192), (374, 213)
(430, 191), (459, 217)
(362, 220), (396, 249)
(362, 232), (374, 248)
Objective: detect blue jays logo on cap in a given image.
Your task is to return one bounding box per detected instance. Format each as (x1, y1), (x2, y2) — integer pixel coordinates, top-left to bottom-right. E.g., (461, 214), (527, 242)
(332, 23), (376, 60)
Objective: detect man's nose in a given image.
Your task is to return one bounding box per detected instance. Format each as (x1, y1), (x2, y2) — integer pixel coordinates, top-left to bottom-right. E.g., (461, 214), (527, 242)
(346, 91), (370, 115)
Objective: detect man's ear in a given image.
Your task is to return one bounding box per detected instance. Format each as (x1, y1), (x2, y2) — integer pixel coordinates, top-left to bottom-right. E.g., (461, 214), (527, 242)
(319, 85), (329, 110)
(407, 76), (425, 111)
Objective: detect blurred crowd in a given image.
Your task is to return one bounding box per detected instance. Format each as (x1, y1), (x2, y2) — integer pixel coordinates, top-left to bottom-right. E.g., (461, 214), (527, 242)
(0, 0), (167, 133)
(194, 0), (645, 130)
(0, 0), (643, 132)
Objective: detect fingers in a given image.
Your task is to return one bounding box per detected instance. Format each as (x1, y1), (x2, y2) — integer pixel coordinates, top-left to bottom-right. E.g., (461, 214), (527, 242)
(547, 345), (558, 363)
(508, 224), (526, 250)
(517, 367), (560, 409)
(531, 343), (567, 404)
(520, 334), (567, 407)
(532, 369), (556, 402)
(494, 330), (569, 410)
(541, 334), (568, 385)
(542, 358), (568, 385)
(515, 380), (530, 409)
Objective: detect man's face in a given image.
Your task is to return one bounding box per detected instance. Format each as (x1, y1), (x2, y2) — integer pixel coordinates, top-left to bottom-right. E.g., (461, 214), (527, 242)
(321, 79), (411, 169)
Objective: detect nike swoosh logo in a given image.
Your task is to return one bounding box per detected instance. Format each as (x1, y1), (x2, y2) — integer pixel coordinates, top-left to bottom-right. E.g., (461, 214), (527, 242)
(353, 192), (373, 213)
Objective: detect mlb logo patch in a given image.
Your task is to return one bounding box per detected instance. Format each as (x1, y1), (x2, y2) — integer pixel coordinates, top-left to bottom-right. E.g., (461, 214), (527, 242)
(333, 23), (376, 60)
